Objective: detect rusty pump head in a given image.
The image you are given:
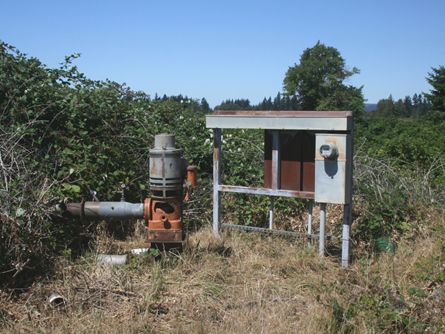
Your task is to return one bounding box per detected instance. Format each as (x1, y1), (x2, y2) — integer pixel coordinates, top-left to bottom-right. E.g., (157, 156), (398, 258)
(58, 133), (197, 248)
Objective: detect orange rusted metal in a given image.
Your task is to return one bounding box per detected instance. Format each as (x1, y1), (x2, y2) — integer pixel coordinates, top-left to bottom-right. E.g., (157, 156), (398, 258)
(146, 198), (183, 244)
(212, 110), (353, 117)
(183, 165), (197, 202)
(186, 165), (198, 188)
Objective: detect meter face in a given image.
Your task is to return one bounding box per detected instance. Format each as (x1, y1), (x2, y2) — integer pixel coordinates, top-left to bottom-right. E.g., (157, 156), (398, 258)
(319, 144), (338, 159)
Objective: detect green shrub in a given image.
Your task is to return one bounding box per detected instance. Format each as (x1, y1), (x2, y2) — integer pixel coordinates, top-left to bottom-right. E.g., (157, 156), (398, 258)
(352, 151), (444, 244)
(0, 42), (211, 285)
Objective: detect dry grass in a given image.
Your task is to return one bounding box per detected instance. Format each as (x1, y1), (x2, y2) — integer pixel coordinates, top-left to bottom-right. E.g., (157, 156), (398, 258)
(1, 212), (444, 334)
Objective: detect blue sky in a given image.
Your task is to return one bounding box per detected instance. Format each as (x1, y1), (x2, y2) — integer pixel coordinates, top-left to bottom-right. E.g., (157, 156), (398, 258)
(1, 0), (444, 106)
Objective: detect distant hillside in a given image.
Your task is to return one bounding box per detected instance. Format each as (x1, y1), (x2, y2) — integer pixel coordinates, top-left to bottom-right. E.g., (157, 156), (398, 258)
(365, 103), (377, 112)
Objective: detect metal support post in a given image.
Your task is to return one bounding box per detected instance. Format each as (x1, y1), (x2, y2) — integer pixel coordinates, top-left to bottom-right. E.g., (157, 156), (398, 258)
(271, 130), (280, 190)
(342, 125), (353, 267)
(269, 197), (274, 229)
(342, 204), (351, 267)
(213, 128), (222, 236)
(307, 201), (313, 246)
(319, 203), (326, 257)
(269, 131), (280, 231)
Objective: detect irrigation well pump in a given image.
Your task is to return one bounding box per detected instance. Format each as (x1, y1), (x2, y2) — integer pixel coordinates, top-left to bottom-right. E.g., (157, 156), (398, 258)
(145, 134), (197, 245)
(59, 134), (197, 248)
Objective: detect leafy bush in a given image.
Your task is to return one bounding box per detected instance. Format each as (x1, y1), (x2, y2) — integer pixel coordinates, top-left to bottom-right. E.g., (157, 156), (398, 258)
(357, 115), (445, 183)
(0, 42), (211, 285)
(207, 129), (305, 227)
(352, 150), (444, 243)
(353, 114), (445, 244)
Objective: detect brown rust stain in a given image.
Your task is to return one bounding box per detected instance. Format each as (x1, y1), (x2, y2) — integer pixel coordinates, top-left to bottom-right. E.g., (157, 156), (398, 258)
(264, 130), (315, 192)
(315, 135), (346, 161)
(213, 110), (353, 117)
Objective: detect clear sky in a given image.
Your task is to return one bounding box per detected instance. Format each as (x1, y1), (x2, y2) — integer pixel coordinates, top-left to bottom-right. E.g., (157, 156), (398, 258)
(1, 0), (444, 107)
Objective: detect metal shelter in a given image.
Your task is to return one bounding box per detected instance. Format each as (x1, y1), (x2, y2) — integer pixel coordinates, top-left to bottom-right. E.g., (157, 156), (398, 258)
(206, 110), (353, 267)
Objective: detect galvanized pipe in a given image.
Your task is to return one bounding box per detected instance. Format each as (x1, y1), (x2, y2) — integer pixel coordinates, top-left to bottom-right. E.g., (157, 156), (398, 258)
(342, 123), (354, 268)
(341, 204), (351, 267)
(222, 223), (334, 240)
(307, 201), (313, 246)
(62, 201), (144, 219)
(268, 197), (274, 229)
(213, 128), (222, 236)
(271, 130), (280, 190)
(218, 184), (314, 199)
(319, 203), (326, 257)
(223, 223), (301, 238)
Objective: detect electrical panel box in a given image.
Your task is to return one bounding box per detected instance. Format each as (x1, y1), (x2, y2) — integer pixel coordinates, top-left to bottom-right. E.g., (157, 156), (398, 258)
(206, 110), (353, 204)
(315, 133), (351, 204)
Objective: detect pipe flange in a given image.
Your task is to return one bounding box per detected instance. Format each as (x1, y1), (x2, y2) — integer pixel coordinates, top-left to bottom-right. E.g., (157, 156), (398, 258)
(80, 199), (86, 221)
(143, 198), (152, 221)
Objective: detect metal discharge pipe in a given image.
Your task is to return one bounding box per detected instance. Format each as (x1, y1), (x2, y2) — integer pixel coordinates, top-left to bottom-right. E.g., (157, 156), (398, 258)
(60, 202), (144, 219)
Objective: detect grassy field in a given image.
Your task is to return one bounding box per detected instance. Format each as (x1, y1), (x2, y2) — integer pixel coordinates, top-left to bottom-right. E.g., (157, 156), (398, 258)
(1, 210), (444, 334)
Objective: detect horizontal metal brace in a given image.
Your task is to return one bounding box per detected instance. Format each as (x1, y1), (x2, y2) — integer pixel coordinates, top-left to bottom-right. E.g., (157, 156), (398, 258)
(222, 223), (336, 240)
(218, 185), (314, 199)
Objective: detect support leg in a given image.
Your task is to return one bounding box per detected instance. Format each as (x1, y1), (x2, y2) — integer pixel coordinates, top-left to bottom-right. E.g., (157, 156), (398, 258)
(319, 203), (326, 257)
(269, 197), (274, 229)
(341, 204), (351, 267)
(307, 201), (313, 246)
(213, 128), (221, 236)
(269, 131), (279, 232)
(271, 130), (280, 190)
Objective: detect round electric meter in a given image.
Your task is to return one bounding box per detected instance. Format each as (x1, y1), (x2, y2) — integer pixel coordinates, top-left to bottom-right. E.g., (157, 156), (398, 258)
(319, 143), (338, 159)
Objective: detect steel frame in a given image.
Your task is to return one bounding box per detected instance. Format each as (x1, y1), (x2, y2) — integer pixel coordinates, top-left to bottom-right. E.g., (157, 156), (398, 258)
(209, 111), (353, 267)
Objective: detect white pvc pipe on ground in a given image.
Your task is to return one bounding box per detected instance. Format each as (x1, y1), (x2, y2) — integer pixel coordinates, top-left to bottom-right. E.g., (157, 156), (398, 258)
(96, 254), (128, 265)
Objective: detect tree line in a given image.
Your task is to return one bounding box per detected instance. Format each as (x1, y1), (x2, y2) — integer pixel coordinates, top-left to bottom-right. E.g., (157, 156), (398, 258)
(373, 93), (431, 117)
(215, 42), (445, 119)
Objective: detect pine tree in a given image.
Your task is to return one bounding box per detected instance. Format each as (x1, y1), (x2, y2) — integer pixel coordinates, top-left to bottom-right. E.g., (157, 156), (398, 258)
(375, 95), (394, 117)
(200, 98), (210, 112)
(273, 92), (282, 110)
(403, 96), (413, 116)
(425, 66), (445, 112)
